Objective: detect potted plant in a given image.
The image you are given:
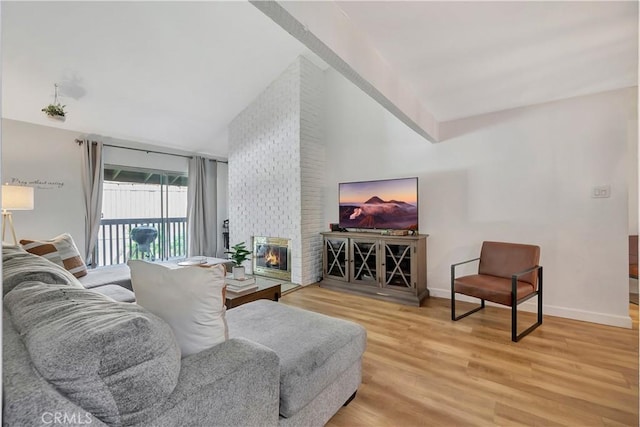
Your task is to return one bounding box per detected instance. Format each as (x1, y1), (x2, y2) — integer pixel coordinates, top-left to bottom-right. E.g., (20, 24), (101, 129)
(41, 103), (66, 121)
(225, 242), (252, 280)
(42, 84), (66, 122)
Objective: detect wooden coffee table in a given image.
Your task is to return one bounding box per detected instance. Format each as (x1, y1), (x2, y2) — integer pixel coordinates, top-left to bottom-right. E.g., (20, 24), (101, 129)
(225, 277), (281, 309)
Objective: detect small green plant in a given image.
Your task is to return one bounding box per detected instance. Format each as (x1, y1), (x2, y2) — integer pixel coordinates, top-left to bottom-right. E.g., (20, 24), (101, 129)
(41, 103), (66, 118)
(225, 242), (252, 266)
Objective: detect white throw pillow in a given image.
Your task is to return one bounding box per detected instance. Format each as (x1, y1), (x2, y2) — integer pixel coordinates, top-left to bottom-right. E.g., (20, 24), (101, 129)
(128, 260), (228, 357)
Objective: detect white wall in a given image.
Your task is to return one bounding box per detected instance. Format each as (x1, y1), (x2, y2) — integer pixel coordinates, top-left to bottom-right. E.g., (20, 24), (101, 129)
(228, 59), (301, 280)
(2, 119), (86, 250)
(228, 57), (325, 285)
(104, 145), (189, 174)
(299, 58), (325, 284)
(323, 69), (636, 328)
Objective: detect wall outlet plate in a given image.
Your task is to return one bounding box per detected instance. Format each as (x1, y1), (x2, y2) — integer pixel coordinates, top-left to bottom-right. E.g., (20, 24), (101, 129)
(592, 185), (611, 198)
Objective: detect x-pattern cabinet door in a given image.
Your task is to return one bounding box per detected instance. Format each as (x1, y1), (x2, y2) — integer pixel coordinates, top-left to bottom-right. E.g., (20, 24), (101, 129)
(323, 236), (349, 282)
(349, 238), (379, 287)
(381, 240), (416, 292)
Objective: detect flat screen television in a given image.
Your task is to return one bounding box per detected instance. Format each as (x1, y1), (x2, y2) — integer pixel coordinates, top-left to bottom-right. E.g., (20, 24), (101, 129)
(339, 177), (418, 231)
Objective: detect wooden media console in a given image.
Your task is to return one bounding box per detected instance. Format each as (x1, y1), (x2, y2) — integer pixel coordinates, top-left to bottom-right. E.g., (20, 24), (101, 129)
(320, 231), (428, 306)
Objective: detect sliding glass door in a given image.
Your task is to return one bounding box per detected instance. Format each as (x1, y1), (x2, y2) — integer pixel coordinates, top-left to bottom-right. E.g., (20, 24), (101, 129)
(95, 165), (188, 266)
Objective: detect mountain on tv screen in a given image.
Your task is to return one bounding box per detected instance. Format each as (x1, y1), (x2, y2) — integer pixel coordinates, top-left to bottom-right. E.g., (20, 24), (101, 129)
(339, 177), (418, 230)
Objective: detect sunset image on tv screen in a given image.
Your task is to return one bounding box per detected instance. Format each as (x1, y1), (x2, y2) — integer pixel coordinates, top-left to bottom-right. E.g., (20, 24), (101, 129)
(339, 177), (418, 230)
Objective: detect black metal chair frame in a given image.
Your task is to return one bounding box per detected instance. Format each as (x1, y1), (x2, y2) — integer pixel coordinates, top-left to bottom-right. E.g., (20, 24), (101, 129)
(451, 258), (543, 342)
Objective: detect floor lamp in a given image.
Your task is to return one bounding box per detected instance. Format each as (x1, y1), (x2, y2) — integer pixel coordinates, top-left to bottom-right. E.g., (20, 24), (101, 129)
(2, 185), (34, 245)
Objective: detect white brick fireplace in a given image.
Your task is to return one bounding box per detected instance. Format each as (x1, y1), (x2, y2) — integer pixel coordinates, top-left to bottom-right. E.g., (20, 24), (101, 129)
(228, 57), (324, 285)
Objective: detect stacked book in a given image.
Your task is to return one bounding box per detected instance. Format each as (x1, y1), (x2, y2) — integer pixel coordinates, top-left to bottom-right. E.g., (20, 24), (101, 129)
(225, 275), (258, 295)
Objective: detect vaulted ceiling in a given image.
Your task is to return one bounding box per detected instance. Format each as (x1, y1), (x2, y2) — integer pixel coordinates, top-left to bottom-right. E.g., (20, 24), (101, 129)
(2, 1), (637, 157)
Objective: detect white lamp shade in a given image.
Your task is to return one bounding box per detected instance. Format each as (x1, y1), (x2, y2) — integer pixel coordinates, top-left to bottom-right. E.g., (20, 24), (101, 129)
(2, 185), (34, 210)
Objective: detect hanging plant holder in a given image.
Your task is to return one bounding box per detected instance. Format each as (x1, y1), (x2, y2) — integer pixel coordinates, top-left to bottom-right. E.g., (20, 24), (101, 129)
(42, 83), (67, 121)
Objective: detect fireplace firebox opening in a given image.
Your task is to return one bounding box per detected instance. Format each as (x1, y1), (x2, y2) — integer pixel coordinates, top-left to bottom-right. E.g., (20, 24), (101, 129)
(253, 236), (292, 281)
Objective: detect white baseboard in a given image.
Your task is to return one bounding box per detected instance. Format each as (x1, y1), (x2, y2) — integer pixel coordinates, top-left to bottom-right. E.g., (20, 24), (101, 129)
(429, 287), (633, 329)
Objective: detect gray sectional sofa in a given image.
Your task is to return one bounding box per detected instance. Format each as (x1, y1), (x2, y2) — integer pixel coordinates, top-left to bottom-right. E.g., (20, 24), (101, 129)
(3, 246), (367, 426)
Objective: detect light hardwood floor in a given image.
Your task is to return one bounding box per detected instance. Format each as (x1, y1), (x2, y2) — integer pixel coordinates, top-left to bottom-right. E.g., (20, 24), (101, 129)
(280, 285), (639, 426)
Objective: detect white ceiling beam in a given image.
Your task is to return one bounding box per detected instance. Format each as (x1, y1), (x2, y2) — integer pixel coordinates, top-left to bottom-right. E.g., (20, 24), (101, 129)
(251, 1), (440, 143)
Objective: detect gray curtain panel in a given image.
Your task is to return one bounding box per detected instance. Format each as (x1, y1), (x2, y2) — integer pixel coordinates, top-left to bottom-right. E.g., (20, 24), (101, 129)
(80, 139), (104, 266)
(187, 156), (218, 257)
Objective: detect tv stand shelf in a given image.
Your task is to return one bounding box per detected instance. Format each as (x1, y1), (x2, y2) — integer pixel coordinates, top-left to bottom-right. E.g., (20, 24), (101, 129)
(320, 231), (429, 306)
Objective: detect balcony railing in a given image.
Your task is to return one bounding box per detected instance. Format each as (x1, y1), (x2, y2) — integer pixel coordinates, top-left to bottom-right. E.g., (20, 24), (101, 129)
(94, 217), (188, 267)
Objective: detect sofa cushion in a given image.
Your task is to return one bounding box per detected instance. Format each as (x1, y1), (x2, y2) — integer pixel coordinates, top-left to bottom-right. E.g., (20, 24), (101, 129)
(454, 274), (535, 306)
(128, 260), (228, 357)
(2, 244), (82, 296)
(90, 283), (136, 303)
(20, 233), (88, 278)
(4, 282), (181, 426)
(79, 263), (133, 290)
(478, 241), (540, 286)
(226, 300), (367, 418)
